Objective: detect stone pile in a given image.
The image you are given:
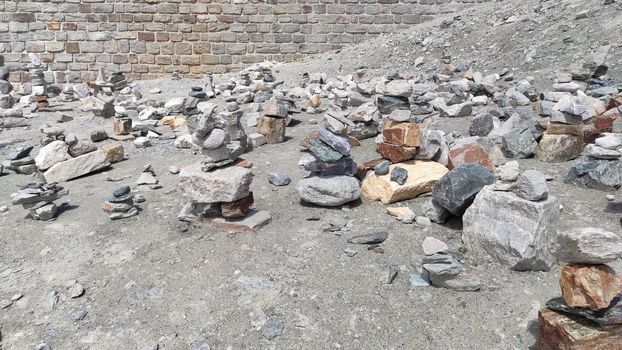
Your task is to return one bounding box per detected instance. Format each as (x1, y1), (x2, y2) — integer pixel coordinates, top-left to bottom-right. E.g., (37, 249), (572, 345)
(93, 68), (128, 97)
(103, 185), (139, 220)
(184, 86), (208, 116)
(2, 146), (36, 175)
(112, 106), (133, 136)
(59, 85), (77, 102)
(0, 66), (16, 117)
(11, 182), (68, 221)
(538, 227), (622, 349)
(256, 97), (289, 144)
(297, 109), (361, 207)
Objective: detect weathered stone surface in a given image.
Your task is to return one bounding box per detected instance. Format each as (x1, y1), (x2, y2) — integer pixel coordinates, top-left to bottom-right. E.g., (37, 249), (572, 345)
(44, 150), (110, 183)
(432, 164), (495, 216)
(101, 143), (124, 164)
(198, 209), (272, 232)
(377, 80), (412, 97)
(463, 185), (560, 271)
(448, 143), (495, 171)
(256, 116), (286, 144)
(438, 102), (473, 118)
(538, 307), (622, 350)
(547, 122), (583, 136)
(422, 237), (449, 255)
(560, 264), (622, 310)
(179, 162), (253, 203)
(495, 160), (520, 181)
(262, 98), (289, 118)
(546, 297), (622, 327)
(298, 153), (357, 177)
(35, 141), (70, 170)
(377, 142), (417, 163)
(298, 176), (361, 207)
(554, 227), (622, 264)
(318, 127), (351, 156)
(307, 138), (344, 162)
(469, 113), (495, 137)
(221, 192), (254, 218)
(390, 166), (408, 185)
(68, 143), (97, 158)
(112, 117), (132, 135)
(382, 122), (420, 147)
(566, 157), (622, 190)
(423, 199), (450, 224)
(377, 95), (409, 114)
(536, 133), (583, 163)
(515, 170), (549, 201)
(502, 126), (538, 159)
(585, 144), (621, 160)
(362, 161), (448, 204)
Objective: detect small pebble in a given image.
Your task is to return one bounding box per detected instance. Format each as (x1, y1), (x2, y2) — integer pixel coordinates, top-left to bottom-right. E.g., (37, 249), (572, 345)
(169, 166), (180, 174)
(344, 248), (357, 257)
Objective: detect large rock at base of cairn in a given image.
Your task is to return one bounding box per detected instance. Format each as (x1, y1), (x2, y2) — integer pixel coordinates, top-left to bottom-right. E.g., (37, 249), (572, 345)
(179, 162), (253, 203)
(256, 116), (286, 144)
(298, 176), (361, 207)
(560, 264), (622, 310)
(537, 307), (622, 350)
(462, 185), (560, 271)
(362, 161), (448, 204)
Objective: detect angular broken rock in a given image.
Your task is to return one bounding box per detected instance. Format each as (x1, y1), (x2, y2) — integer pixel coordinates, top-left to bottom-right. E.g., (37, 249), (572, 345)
(347, 231), (388, 244)
(35, 141), (70, 170)
(495, 160), (520, 181)
(560, 264), (622, 310)
(179, 162), (253, 203)
(463, 185), (559, 271)
(448, 143), (495, 171)
(536, 133), (583, 163)
(256, 116), (286, 144)
(298, 176), (361, 207)
(565, 156), (622, 191)
(382, 121), (420, 147)
(438, 102), (473, 118)
(515, 170), (549, 201)
(44, 150), (111, 183)
(101, 143), (124, 164)
(362, 161), (448, 204)
(545, 297), (622, 327)
(422, 237), (449, 255)
(502, 126), (538, 159)
(221, 192), (254, 218)
(432, 164), (495, 216)
(377, 142), (417, 163)
(554, 227), (622, 264)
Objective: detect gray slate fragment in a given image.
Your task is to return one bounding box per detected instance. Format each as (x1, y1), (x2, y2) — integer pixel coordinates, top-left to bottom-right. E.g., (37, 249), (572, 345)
(347, 231), (388, 245)
(432, 164), (496, 216)
(515, 170), (549, 201)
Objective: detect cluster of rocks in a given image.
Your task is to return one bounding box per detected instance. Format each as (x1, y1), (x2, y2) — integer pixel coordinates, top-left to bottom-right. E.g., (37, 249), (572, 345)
(297, 109), (362, 207)
(11, 182), (68, 221)
(26, 54), (50, 110)
(102, 185), (139, 220)
(0, 66), (23, 121)
(566, 132), (622, 190)
(2, 146), (36, 175)
(538, 227), (622, 349)
(93, 68), (128, 98)
(112, 106), (133, 137)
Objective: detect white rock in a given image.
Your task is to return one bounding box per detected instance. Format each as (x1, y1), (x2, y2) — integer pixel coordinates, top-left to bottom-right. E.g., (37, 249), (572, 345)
(44, 150), (110, 183)
(134, 137), (151, 148)
(35, 141), (70, 170)
(422, 237), (448, 255)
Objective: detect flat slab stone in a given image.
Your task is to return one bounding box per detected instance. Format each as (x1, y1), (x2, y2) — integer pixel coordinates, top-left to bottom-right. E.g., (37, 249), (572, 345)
(199, 210), (271, 232)
(44, 150), (110, 183)
(362, 161), (448, 204)
(179, 162), (253, 203)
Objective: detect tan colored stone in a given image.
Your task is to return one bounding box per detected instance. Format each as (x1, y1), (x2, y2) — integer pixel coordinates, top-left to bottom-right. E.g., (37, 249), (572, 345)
(386, 207), (414, 217)
(161, 115), (175, 126)
(256, 116), (286, 144)
(536, 133), (583, 163)
(547, 122), (584, 136)
(112, 117), (132, 135)
(172, 117), (186, 129)
(309, 94), (321, 108)
(538, 307), (622, 350)
(382, 122), (420, 147)
(362, 161), (449, 204)
(101, 143), (124, 164)
(560, 264), (622, 310)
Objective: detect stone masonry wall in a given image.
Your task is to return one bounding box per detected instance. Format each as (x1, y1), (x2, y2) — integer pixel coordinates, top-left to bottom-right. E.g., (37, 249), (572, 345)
(0, 0), (487, 85)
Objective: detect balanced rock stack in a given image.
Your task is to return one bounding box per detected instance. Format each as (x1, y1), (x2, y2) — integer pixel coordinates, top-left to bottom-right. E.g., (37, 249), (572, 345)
(536, 95), (587, 163)
(538, 227), (622, 349)
(256, 97), (289, 144)
(11, 182), (68, 221)
(2, 146), (36, 175)
(112, 106), (133, 136)
(297, 109), (361, 207)
(59, 85), (77, 102)
(0, 66), (15, 112)
(566, 132), (622, 191)
(103, 185), (139, 220)
(188, 102), (247, 171)
(93, 69), (127, 97)
(185, 86), (208, 116)
(27, 54), (50, 110)
(178, 104), (271, 231)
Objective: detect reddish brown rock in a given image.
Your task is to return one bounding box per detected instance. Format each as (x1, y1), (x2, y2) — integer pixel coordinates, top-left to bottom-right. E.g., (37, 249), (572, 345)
(256, 116), (286, 144)
(594, 115), (616, 132)
(221, 192), (254, 218)
(547, 122), (584, 136)
(233, 158), (253, 168)
(448, 143), (495, 171)
(382, 122), (421, 147)
(538, 307), (622, 350)
(536, 133), (583, 163)
(377, 142), (417, 163)
(560, 264), (622, 310)
(356, 158), (384, 180)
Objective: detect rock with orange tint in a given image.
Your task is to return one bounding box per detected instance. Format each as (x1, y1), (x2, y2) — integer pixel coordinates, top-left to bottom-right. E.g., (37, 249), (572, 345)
(221, 192), (254, 218)
(560, 264), (622, 310)
(362, 161), (448, 204)
(378, 142), (417, 163)
(448, 143), (495, 171)
(382, 122), (421, 147)
(537, 307), (622, 350)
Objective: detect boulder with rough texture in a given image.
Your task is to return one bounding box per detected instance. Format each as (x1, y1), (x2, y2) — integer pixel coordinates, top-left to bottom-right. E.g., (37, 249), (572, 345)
(298, 176), (361, 207)
(537, 307), (622, 350)
(101, 143), (124, 164)
(554, 228), (622, 264)
(502, 126), (538, 159)
(179, 162), (253, 203)
(536, 133), (583, 163)
(566, 157), (622, 191)
(44, 150), (110, 183)
(362, 161), (448, 204)
(382, 121), (420, 147)
(463, 185), (560, 271)
(256, 116), (286, 144)
(432, 164), (495, 216)
(560, 264), (622, 310)
(448, 143), (495, 171)
(515, 170), (549, 201)
(377, 142), (417, 163)
(35, 141), (70, 170)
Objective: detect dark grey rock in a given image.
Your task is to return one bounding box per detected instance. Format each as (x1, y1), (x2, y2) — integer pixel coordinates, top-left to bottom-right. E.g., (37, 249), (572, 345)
(260, 320), (284, 340)
(347, 231), (388, 244)
(432, 164), (496, 216)
(377, 95), (409, 114)
(469, 113), (494, 137)
(318, 126), (351, 156)
(113, 186), (131, 198)
(374, 160), (390, 175)
(90, 130), (108, 142)
(298, 153), (357, 177)
(546, 297), (622, 326)
(502, 125), (538, 159)
(565, 156), (622, 190)
(7, 146), (33, 160)
(390, 166), (408, 185)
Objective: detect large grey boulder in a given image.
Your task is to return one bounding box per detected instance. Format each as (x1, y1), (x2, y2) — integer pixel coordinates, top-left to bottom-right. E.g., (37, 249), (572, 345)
(565, 156), (622, 191)
(462, 186), (560, 271)
(179, 162), (253, 203)
(554, 227), (622, 264)
(432, 164), (496, 216)
(298, 176), (361, 207)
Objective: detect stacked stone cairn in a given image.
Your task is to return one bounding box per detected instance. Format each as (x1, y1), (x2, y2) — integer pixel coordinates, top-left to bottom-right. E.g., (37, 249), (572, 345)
(27, 54), (50, 110)
(11, 182), (68, 221)
(103, 185), (139, 220)
(185, 86), (208, 117)
(112, 106), (133, 136)
(297, 108), (361, 207)
(2, 146), (36, 175)
(178, 103), (271, 231)
(538, 227), (622, 349)
(0, 66), (21, 119)
(256, 97), (289, 144)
